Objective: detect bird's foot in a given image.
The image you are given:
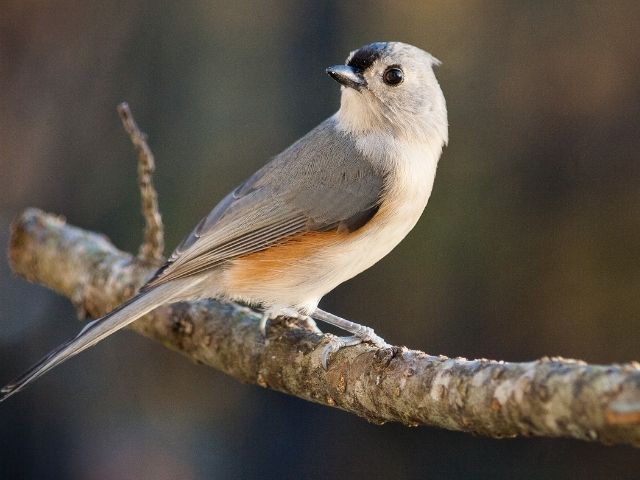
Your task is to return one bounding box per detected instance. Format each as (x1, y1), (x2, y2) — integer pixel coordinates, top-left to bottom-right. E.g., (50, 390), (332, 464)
(298, 315), (321, 333)
(259, 306), (320, 336)
(310, 308), (390, 368)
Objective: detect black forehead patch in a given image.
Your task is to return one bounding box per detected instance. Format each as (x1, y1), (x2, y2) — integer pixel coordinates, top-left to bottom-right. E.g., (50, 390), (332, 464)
(347, 42), (388, 71)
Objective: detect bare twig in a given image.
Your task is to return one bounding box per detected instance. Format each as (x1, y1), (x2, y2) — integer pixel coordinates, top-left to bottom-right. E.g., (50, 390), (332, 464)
(8, 208), (640, 447)
(117, 102), (164, 263)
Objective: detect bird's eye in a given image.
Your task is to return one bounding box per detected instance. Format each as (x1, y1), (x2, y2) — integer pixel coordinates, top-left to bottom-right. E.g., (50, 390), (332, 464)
(383, 67), (404, 86)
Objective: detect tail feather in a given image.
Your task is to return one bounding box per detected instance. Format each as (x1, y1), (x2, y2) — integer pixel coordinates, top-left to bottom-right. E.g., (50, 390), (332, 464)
(1, 282), (183, 402)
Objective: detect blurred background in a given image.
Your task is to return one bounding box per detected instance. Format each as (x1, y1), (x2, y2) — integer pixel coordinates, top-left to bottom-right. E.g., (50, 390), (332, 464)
(1, 1), (640, 478)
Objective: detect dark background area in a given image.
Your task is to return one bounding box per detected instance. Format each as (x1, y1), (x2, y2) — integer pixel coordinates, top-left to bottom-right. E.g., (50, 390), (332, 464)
(1, 1), (640, 478)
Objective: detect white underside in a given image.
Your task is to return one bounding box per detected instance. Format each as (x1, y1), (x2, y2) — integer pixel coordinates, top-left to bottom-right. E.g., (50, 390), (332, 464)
(190, 129), (443, 314)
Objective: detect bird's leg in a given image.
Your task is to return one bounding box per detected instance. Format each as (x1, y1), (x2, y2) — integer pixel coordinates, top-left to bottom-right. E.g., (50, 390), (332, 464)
(260, 305), (320, 336)
(311, 308), (390, 368)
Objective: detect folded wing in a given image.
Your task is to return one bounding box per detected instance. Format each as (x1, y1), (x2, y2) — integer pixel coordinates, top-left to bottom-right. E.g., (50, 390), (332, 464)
(146, 118), (387, 287)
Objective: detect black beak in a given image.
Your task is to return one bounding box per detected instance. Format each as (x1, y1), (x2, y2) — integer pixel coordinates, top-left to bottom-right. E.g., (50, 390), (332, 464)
(326, 65), (366, 90)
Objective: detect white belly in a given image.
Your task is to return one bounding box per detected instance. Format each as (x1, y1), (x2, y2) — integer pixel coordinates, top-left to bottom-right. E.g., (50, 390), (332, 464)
(263, 139), (441, 312)
(325, 143), (438, 284)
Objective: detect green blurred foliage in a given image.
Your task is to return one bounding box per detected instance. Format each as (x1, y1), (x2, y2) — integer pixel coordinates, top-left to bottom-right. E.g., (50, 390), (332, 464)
(1, 1), (639, 478)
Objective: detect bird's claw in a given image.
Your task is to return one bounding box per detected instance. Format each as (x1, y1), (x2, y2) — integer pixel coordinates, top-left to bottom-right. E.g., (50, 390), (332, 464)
(320, 328), (390, 369)
(259, 313), (269, 336)
(260, 307), (320, 336)
(299, 316), (321, 333)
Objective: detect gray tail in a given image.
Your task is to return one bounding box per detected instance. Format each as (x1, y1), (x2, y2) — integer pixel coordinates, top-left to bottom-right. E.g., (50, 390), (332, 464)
(0, 283), (178, 402)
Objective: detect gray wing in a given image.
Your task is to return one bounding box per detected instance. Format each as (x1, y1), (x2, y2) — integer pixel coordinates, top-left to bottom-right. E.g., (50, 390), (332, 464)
(146, 117), (386, 287)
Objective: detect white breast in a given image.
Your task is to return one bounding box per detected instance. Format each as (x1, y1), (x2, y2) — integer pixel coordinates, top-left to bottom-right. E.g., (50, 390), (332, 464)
(287, 134), (443, 311)
(340, 135), (440, 274)
(219, 132), (445, 313)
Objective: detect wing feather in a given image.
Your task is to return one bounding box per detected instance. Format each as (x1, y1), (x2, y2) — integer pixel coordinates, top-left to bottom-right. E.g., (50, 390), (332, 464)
(146, 117), (386, 288)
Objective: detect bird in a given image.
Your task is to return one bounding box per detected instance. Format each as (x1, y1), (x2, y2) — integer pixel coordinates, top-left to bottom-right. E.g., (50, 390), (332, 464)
(1, 41), (448, 402)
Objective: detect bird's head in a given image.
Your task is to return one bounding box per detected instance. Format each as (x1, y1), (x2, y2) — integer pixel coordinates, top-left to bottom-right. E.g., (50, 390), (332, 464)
(327, 42), (448, 145)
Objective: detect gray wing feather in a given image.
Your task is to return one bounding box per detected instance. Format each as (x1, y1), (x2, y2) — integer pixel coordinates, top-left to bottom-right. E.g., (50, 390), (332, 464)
(148, 117), (385, 287)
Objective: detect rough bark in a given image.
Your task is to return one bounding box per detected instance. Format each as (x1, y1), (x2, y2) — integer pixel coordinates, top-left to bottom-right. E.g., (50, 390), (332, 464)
(117, 102), (165, 263)
(8, 208), (640, 447)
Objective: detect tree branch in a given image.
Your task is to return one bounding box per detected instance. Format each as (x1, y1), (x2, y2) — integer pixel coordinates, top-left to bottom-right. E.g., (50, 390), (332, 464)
(117, 102), (164, 263)
(8, 208), (640, 446)
(6, 104), (640, 446)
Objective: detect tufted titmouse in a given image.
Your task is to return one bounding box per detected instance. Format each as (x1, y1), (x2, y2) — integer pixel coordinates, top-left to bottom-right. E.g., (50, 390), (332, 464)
(1, 41), (448, 401)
